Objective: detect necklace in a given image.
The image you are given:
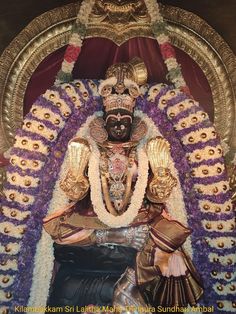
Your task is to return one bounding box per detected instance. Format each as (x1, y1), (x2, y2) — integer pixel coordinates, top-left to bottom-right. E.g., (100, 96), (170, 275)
(100, 146), (136, 213)
(88, 139), (149, 228)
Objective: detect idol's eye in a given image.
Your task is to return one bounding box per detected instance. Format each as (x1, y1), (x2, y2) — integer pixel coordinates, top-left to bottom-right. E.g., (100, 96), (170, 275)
(121, 117), (132, 125)
(121, 119), (130, 126)
(108, 118), (117, 125)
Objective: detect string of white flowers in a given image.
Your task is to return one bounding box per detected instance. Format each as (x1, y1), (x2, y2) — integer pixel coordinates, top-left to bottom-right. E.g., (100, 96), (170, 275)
(88, 137), (149, 228)
(144, 0), (187, 89)
(27, 231), (54, 311)
(27, 112), (101, 309)
(143, 0), (163, 23)
(135, 110), (193, 256)
(76, 0), (96, 26)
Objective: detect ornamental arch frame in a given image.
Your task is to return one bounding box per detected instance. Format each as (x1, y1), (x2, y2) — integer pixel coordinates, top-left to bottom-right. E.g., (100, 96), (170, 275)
(0, 1), (235, 189)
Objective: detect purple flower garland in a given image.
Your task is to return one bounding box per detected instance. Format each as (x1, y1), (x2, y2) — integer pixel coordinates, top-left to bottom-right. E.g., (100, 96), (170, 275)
(0, 80), (101, 312)
(0, 81), (235, 313)
(136, 90), (235, 311)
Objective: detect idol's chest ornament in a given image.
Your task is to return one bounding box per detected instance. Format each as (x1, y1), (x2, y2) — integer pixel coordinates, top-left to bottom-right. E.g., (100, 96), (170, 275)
(58, 131), (177, 229)
(99, 142), (137, 215)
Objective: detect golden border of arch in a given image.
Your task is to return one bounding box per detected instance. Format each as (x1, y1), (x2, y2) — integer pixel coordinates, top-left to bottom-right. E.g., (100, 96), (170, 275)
(0, 2), (236, 156)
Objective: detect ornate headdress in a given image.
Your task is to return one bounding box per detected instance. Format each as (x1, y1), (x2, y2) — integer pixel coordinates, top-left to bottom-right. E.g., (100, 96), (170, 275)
(98, 57), (148, 113)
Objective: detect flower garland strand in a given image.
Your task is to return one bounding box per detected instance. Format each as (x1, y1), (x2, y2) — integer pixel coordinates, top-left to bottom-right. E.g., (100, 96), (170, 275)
(88, 138), (149, 228)
(0, 79), (234, 313)
(144, 0), (189, 94)
(57, 0), (188, 92)
(27, 113), (101, 309)
(55, 0), (95, 84)
(139, 86), (235, 312)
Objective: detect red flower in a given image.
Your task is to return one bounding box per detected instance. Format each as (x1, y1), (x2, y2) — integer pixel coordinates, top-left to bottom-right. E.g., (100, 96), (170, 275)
(160, 43), (176, 60)
(64, 45), (81, 63)
(180, 85), (192, 97)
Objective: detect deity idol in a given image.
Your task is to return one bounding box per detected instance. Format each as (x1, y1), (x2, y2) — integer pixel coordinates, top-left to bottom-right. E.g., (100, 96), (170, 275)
(1, 3), (235, 313)
(43, 58), (203, 310)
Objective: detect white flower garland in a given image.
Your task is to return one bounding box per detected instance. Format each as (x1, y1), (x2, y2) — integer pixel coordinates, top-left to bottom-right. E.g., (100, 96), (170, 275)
(143, 0), (163, 23)
(88, 139), (149, 228)
(76, 0), (95, 26)
(27, 109), (195, 308)
(27, 113), (101, 309)
(135, 110), (193, 256)
(27, 231), (54, 310)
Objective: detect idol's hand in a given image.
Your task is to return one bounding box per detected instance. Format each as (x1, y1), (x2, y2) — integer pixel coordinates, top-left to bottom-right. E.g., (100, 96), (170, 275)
(122, 225), (150, 251)
(113, 268), (151, 314)
(95, 225), (150, 251)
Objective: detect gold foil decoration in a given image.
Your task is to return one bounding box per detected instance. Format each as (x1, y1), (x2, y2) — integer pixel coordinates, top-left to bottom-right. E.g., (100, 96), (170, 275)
(147, 137), (171, 172)
(60, 138), (91, 201)
(146, 137), (177, 203)
(68, 138), (91, 177)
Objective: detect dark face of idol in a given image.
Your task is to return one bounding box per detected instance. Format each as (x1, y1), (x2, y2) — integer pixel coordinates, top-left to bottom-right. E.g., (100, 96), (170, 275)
(104, 109), (133, 142)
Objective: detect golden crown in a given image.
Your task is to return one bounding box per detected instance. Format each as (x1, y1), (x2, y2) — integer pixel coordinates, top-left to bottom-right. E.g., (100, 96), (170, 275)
(106, 57), (148, 85)
(99, 57), (148, 113)
(103, 94), (135, 113)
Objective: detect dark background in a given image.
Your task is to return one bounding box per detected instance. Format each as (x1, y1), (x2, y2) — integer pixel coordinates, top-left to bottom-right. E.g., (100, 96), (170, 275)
(0, 0), (236, 55)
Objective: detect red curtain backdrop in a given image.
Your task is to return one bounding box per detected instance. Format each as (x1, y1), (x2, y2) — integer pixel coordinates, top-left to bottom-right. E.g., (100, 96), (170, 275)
(24, 37), (213, 119)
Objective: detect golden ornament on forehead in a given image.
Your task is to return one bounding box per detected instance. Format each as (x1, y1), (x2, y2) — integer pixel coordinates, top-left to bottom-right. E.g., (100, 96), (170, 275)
(103, 94), (135, 113)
